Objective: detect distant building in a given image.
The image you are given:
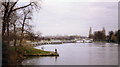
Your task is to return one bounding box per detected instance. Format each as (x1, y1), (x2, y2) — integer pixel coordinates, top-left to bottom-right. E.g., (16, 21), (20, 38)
(89, 27), (93, 39)
(93, 27), (106, 41)
(102, 27), (106, 35)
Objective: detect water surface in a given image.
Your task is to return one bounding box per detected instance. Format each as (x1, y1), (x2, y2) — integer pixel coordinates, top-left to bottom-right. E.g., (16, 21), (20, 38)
(22, 42), (118, 65)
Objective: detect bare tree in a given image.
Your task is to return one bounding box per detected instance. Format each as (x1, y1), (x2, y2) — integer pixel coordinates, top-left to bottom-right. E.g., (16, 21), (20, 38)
(1, 0), (40, 45)
(1, 0), (41, 65)
(19, 8), (32, 46)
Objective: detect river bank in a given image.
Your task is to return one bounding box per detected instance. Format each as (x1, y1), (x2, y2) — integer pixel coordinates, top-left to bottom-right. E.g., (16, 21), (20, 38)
(7, 44), (59, 65)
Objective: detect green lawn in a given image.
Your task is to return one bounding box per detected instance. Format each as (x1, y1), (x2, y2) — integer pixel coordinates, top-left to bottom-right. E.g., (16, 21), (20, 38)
(9, 45), (59, 56)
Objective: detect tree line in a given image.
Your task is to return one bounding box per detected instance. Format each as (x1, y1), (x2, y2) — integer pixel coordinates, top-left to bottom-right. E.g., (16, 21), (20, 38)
(107, 30), (120, 43)
(89, 27), (120, 44)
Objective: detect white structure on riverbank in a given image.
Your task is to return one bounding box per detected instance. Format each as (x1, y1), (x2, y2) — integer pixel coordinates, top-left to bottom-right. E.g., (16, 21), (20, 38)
(76, 39), (93, 43)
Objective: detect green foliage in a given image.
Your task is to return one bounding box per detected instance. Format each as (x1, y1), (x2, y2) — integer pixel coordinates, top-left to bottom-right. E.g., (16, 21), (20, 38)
(9, 46), (58, 56)
(107, 30), (120, 44)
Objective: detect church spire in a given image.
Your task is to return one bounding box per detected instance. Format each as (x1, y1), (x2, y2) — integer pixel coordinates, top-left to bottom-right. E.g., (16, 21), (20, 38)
(89, 27), (92, 38)
(102, 27), (106, 35)
(89, 27), (92, 35)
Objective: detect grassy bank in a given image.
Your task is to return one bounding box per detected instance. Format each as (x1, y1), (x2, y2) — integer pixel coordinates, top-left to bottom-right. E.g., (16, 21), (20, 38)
(7, 45), (59, 65)
(9, 45), (59, 56)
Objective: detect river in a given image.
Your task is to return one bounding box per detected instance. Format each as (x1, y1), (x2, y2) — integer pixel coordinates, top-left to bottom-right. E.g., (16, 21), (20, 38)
(22, 42), (118, 65)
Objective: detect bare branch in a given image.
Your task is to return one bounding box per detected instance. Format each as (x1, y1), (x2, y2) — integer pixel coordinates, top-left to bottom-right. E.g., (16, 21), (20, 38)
(9, 0), (19, 12)
(12, 3), (32, 11)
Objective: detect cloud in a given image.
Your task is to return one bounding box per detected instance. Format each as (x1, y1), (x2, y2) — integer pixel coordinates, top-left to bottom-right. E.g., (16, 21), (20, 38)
(32, 2), (118, 36)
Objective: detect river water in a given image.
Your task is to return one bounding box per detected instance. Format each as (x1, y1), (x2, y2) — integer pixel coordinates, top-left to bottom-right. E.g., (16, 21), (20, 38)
(22, 42), (118, 65)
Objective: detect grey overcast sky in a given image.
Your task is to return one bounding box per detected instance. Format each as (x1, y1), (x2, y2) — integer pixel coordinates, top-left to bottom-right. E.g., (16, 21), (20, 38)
(30, 0), (118, 36)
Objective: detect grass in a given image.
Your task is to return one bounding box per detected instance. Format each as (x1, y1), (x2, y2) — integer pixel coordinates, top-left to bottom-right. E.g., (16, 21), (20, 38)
(9, 45), (59, 56)
(5, 44), (59, 65)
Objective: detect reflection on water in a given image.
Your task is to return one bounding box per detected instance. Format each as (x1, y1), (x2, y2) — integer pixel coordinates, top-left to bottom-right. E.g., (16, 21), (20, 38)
(22, 42), (118, 65)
